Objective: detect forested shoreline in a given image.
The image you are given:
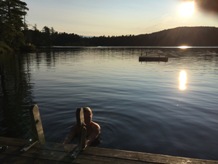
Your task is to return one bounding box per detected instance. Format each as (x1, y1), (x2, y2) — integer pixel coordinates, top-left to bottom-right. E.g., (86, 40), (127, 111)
(1, 0), (218, 54)
(24, 26), (218, 47)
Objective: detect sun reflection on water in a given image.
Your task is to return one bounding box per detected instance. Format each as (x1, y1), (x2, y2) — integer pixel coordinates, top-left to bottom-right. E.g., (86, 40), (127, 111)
(178, 45), (190, 49)
(179, 70), (187, 91)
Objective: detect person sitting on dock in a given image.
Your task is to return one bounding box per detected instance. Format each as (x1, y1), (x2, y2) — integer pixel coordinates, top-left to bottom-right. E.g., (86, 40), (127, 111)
(63, 107), (101, 149)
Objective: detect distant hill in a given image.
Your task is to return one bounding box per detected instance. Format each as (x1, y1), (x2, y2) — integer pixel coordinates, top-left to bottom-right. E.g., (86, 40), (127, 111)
(24, 26), (218, 46)
(88, 26), (218, 46)
(135, 26), (218, 46)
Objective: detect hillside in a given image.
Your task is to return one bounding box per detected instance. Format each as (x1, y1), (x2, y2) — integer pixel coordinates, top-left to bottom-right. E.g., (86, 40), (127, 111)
(136, 26), (218, 46)
(24, 26), (218, 46)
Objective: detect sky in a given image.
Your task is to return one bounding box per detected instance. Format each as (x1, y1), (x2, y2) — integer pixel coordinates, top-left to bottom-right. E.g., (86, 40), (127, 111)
(25, 0), (218, 36)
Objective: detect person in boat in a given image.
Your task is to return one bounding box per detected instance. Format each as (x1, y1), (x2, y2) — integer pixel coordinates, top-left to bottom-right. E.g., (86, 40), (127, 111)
(63, 107), (101, 149)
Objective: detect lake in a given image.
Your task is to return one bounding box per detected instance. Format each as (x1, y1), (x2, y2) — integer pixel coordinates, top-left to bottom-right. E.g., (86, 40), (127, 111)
(0, 47), (218, 160)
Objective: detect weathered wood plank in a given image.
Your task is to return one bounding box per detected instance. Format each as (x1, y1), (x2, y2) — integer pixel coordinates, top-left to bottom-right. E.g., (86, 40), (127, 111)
(0, 145), (73, 163)
(32, 105), (45, 144)
(0, 139), (149, 163)
(0, 137), (28, 146)
(0, 142), (74, 163)
(1, 137), (218, 164)
(0, 136), (77, 152)
(0, 154), (70, 164)
(83, 147), (218, 164)
(75, 154), (152, 164)
(0, 137), (79, 163)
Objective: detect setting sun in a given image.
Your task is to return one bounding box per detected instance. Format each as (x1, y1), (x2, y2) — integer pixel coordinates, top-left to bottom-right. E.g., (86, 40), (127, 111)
(179, 1), (195, 17)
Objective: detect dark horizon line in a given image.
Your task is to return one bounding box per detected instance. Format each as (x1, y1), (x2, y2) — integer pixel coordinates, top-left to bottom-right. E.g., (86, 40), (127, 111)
(75, 26), (218, 38)
(45, 46), (218, 49)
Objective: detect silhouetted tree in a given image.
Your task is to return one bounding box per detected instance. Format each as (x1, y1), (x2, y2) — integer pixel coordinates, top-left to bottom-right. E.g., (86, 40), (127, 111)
(0, 0), (28, 50)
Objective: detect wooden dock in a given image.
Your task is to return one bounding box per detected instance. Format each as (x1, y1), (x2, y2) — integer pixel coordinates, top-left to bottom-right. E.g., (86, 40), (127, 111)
(1, 105), (217, 163)
(1, 137), (218, 164)
(139, 56), (168, 62)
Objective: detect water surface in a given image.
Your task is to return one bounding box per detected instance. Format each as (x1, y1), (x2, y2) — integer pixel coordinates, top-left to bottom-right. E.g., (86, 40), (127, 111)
(0, 47), (218, 160)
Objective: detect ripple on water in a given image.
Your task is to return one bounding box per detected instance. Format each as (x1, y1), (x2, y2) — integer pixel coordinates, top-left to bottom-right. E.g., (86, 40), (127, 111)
(1, 49), (218, 160)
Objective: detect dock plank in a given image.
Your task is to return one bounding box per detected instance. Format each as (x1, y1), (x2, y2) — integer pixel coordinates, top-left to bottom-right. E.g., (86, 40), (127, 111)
(0, 144), (73, 163)
(75, 154), (151, 164)
(0, 137), (28, 146)
(1, 137), (218, 164)
(84, 147), (218, 164)
(0, 154), (64, 164)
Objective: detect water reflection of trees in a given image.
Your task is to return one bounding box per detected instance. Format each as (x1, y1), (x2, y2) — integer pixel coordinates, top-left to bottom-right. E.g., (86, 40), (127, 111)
(37, 48), (218, 70)
(0, 54), (37, 140)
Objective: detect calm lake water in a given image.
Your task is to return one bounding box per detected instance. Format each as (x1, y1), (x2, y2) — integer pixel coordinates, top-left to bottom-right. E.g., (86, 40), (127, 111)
(0, 47), (218, 160)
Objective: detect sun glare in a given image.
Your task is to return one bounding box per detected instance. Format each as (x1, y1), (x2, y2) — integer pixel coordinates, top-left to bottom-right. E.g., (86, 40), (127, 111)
(179, 1), (195, 17)
(179, 70), (187, 91)
(179, 45), (190, 49)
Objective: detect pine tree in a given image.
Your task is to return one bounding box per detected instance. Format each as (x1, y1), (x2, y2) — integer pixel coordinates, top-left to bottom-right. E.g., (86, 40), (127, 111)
(0, 0), (28, 50)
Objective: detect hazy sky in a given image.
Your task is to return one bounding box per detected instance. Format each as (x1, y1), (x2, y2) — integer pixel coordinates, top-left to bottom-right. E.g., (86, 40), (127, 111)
(25, 0), (218, 36)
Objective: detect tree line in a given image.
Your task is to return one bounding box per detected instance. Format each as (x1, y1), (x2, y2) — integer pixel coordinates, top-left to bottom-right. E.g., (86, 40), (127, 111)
(24, 26), (218, 47)
(23, 26), (138, 47)
(1, 0), (218, 54)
